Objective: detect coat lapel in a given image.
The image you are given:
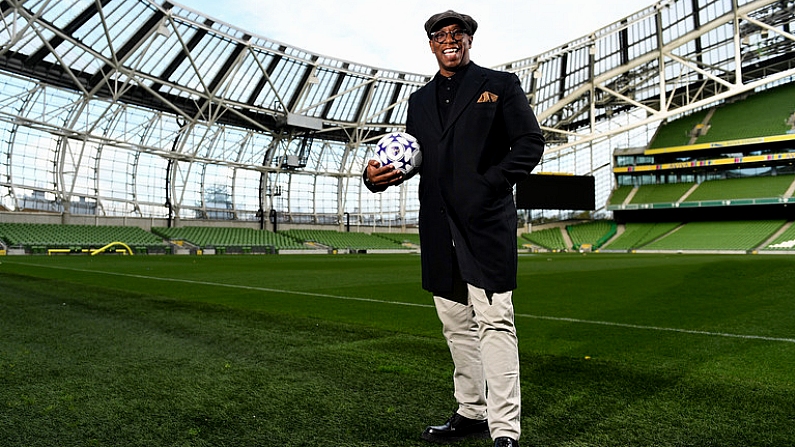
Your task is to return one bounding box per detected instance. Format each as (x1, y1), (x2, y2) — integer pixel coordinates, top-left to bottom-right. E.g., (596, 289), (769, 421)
(419, 80), (443, 135)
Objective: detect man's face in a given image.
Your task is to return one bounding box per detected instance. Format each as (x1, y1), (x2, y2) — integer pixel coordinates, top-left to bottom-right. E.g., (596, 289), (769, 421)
(429, 23), (472, 76)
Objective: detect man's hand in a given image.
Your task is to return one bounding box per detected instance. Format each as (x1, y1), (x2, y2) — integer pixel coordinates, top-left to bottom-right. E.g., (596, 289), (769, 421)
(365, 159), (404, 188)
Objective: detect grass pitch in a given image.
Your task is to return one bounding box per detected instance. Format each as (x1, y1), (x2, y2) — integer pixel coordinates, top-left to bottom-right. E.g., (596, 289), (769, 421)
(1, 253), (794, 446)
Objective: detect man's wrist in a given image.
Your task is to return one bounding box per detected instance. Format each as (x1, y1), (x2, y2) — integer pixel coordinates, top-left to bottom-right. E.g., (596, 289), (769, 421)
(363, 171), (375, 187)
(363, 169), (382, 191)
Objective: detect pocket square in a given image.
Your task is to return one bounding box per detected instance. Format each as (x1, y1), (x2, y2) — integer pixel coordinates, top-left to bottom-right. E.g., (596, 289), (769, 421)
(477, 91), (499, 103)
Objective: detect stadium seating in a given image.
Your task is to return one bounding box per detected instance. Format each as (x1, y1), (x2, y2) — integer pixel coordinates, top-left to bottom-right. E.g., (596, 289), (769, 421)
(602, 222), (680, 250)
(694, 82), (795, 143)
(528, 219), (791, 252)
(373, 232), (421, 246)
(642, 220), (785, 251)
(283, 229), (408, 251)
(683, 175), (795, 202)
(0, 222), (167, 254)
(612, 175), (795, 215)
(607, 185), (634, 206)
(566, 220), (616, 250)
(2, 218), (793, 254)
(650, 82), (795, 149)
(521, 227), (567, 251)
(151, 226), (306, 252)
(630, 183), (696, 204)
(649, 109), (711, 148)
(763, 222), (795, 250)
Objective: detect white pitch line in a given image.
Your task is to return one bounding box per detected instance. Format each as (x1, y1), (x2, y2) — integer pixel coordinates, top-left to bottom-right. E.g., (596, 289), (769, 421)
(7, 262), (795, 344)
(9, 262), (434, 308)
(516, 313), (795, 344)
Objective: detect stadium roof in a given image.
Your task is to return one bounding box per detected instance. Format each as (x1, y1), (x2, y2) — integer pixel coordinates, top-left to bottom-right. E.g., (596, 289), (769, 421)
(1, 0), (794, 223)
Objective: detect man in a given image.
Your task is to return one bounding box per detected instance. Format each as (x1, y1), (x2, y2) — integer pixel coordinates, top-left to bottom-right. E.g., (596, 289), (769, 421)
(364, 10), (545, 447)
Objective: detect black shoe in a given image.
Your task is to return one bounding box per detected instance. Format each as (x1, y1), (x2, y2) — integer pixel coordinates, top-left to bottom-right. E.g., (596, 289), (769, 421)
(421, 412), (490, 443)
(494, 437), (519, 447)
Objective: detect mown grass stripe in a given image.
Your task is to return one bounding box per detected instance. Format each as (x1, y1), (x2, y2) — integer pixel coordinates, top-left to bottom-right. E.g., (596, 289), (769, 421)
(11, 261), (795, 344)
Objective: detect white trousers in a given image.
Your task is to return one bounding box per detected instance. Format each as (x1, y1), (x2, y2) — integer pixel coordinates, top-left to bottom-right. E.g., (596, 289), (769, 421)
(433, 285), (521, 440)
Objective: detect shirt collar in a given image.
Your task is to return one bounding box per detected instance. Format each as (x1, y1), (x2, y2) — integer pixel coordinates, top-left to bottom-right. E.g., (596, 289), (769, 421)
(433, 62), (472, 84)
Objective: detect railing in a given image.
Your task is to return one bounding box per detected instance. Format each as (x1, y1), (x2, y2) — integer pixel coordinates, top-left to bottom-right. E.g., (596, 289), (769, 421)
(607, 197), (795, 210)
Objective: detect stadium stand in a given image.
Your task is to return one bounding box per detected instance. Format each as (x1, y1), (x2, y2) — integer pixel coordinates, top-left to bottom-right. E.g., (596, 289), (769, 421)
(642, 220), (785, 251)
(629, 183), (696, 204)
(693, 82), (795, 144)
(648, 82), (795, 150)
(0, 222), (167, 254)
(683, 175), (795, 202)
(762, 222), (795, 251)
(611, 78), (795, 226)
(373, 232), (421, 247)
(648, 109), (712, 149)
(151, 226), (306, 253)
(616, 175), (795, 211)
(602, 222), (681, 251)
(283, 229), (409, 251)
(566, 220), (616, 250)
(521, 227), (568, 251)
(607, 185), (634, 206)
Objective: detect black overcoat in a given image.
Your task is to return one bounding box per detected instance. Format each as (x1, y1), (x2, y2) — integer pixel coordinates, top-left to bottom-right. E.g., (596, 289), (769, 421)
(406, 63), (544, 299)
(366, 63), (544, 300)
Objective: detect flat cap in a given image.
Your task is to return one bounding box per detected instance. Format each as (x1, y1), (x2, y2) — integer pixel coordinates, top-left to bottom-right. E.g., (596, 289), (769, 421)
(424, 10), (478, 38)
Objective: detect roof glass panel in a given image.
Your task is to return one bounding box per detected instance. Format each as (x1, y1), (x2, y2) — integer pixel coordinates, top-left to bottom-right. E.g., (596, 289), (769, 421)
(31, 0), (93, 28)
(300, 68), (337, 116)
(80, 0), (154, 65)
(171, 33), (236, 94)
(325, 74), (369, 121)
(660, 0), (695, 45)
(242, 47), (282, 108)
(387, 85), (414, 126)
(594, 31), (622, 77)
(262, 58), (310, 111)
(0, 3), (56, 56)
(216, 49), (269, 103)
(125, 18), (194, 82)
(363, 80), (398, 124)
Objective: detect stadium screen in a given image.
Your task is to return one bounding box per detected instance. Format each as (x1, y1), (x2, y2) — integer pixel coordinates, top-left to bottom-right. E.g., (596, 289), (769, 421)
(515, 174), (595, 210)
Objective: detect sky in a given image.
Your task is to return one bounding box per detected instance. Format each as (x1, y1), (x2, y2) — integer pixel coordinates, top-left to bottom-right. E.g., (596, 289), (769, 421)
(175, 0), (654, 75)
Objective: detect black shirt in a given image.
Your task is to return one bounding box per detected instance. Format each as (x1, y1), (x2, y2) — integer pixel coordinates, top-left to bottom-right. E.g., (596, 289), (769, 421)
(434, 62), (471, 127)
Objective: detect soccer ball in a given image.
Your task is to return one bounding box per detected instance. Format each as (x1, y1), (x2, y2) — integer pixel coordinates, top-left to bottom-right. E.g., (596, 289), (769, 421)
(373, 132), (422, 177)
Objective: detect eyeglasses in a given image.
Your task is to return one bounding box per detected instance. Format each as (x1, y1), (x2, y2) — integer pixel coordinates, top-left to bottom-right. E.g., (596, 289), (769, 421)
(430, 29), (467, 44)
